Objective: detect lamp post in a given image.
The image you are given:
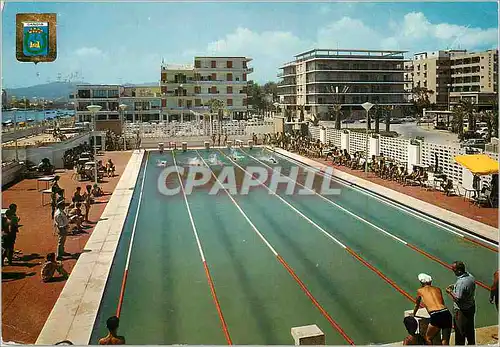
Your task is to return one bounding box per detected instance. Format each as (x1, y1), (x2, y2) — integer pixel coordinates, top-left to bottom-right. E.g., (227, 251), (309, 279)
(87, 104), (102, 185)
(11, 107), (19, 162)
(119, 103), (128, 150)
(361, 102), (374, 174)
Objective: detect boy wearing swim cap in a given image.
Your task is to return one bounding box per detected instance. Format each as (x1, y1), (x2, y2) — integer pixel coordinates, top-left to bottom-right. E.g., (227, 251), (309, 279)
(411, 273), (452, 345)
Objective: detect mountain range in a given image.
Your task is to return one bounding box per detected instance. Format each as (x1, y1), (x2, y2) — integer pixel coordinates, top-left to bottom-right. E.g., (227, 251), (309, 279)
(4, 81), (159, 101)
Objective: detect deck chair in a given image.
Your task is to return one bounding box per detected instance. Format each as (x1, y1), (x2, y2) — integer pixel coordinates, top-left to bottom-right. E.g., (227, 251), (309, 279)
(474, 187), (493, 207)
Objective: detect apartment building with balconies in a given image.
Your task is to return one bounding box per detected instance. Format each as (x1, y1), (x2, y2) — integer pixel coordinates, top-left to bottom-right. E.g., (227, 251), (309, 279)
(405, 49), (498, 110)
(74, 84), (162, 134)
(277, 49), (409, 120)
(160, 56), (252, 121)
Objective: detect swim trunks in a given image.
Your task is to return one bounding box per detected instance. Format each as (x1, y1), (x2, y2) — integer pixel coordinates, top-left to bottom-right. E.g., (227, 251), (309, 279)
(429, 308), (452, 329)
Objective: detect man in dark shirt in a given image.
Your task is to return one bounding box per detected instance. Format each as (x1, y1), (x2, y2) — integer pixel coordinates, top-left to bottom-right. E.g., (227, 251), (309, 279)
(446, 261), (476, 345)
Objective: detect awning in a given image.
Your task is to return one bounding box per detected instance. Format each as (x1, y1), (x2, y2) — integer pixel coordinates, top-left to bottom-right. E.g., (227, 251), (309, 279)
(454, 154), (499, 175)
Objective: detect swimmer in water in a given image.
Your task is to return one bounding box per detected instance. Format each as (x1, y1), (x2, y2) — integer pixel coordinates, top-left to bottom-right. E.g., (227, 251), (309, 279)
(269, 157), (277, 164)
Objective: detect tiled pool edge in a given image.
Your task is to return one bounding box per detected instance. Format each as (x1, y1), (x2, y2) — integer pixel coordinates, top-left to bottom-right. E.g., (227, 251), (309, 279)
(35, 150), (145, 345)
(272, 147), (498, 244)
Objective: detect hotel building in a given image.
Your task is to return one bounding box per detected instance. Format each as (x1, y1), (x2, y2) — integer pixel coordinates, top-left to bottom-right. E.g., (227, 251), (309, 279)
(277, 49), (409, 120)
(74, 84), (161, 134)
(404, 49), (498, 110)
(74, 56), (253, 132)
(160, 56), (253, 121)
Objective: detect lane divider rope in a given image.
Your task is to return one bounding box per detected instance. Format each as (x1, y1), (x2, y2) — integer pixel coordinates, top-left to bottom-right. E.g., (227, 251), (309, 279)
(268, 147), (498, 252)
(196, 150), (355, 345)
(116, 150), (149, 318)
(218, 149), (422, 305)
(173, 151), (232, 345)
(250, 149), (492, 291)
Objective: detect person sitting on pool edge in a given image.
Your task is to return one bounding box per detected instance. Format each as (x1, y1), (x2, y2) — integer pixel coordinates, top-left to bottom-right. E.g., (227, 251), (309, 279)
(411, 273), (452, 345)
(99, 316), (126, 345)
(402, 316), (425, 345)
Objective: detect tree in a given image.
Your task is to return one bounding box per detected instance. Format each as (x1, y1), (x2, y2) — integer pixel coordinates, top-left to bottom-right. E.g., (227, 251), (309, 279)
(373, 106), (381, 134)
(329, 104), (342, 130)
(411, 87), (434, 116)
(458, 99), (476, 132)
(207, 99), (225, 133)
(451, 104), (465, 140)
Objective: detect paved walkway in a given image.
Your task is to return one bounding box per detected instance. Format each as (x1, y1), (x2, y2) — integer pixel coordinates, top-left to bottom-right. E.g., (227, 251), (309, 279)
(315, 158), (498, 229)
(1, 151), (131, 344)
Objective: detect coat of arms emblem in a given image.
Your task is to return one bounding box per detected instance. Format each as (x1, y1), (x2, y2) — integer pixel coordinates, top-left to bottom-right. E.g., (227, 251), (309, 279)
(16, 13), (57, 63)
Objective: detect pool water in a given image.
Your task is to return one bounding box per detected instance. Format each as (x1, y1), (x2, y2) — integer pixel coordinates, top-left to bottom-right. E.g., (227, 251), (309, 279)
(91, 148), (498, 345)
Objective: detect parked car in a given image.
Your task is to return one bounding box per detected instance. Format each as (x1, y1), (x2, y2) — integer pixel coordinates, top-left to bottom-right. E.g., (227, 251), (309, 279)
(460, 138), (486, 150)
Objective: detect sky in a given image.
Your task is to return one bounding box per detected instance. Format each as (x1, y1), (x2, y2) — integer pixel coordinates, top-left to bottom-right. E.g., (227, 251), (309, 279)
(2, 1), (498, 88)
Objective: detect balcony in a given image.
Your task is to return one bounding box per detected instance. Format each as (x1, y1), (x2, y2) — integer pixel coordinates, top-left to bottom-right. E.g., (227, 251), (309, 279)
(306, 80), (405, 85)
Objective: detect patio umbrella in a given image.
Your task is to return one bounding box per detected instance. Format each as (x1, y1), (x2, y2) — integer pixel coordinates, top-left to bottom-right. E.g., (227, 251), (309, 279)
(454, 154), (499, 176)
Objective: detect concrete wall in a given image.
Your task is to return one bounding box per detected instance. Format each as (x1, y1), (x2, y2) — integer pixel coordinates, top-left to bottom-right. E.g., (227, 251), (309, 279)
(2, 133), (93, 168)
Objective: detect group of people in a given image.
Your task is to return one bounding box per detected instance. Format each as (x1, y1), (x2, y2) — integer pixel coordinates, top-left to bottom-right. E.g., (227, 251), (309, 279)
(211, 133), (229, 147)
(62, 142), (93, 169)
(402, 261), (498, 345)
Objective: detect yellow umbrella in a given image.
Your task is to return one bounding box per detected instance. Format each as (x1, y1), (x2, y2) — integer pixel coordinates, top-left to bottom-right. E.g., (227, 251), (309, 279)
(454, 154), (499, 176)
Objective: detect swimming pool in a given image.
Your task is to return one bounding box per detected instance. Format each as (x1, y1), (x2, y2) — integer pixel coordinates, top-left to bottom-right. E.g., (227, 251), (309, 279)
(90, 147), (498, 345)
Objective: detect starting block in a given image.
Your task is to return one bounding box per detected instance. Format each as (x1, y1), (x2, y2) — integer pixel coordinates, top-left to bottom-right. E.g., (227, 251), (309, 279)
(171, 142), (177, 150)
(291, 325), (325, 345)
(248, 140), (253, 149)
(158, 143), (164, 153)
(235, 139), (243, 148)
(204, 141), (210, 149)
(182, 142), (187, 152)
(226, 140), (232, 148)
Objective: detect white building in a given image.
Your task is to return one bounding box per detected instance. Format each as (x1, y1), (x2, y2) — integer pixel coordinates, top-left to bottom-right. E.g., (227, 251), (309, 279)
(160, 56), (253, 121)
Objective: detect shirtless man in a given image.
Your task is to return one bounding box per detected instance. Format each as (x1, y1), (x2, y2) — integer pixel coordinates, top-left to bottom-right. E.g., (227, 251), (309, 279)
(412, 273), (452, 345)
(99, 316), (125, 345)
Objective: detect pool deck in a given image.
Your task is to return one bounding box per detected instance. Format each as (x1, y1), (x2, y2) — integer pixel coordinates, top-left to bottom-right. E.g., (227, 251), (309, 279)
(1, 151), (133, 344)
(271, 148), (498, 244)
(35, 150), (144, 345)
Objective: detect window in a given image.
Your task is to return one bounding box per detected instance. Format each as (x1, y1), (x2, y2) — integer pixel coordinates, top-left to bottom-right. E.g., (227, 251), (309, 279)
(227, 86), (233, 94)
(195, 99), (201, 106)
(178, 99), (182, 107)
(242, 98), (247, 106)
(211, 60), (216, 68)
(78, 90), (91, 98)
(211, 86), (217, 94)
(211, 73), (217, 81)
(243, 61), (247, 68)
(93, 89), (107, 98)
(195, 86), (201, 94)
(108, 90), (118, 98)
(227, 99), (233, 106)
(227, 60), (233, 68)
(195, 60), (201, 68)
(243, 74), (247, 81)
(227, 73), (233, 81)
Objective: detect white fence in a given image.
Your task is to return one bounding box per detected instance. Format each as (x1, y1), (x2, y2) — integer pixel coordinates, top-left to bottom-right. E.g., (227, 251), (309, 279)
(124, 120), (274, 138)
(420, 142), (465, 184)
(380, 136), (409, 164)
(308, 125), (498, 188)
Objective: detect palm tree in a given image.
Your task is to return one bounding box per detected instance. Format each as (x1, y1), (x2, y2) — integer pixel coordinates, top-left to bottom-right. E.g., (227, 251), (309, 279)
(451, 104), (465, 140)
(457, 99), (476, 132)
(207, 99), (225, 134)
(373, 105), (381, 134)
(330, 104), (342, 130)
